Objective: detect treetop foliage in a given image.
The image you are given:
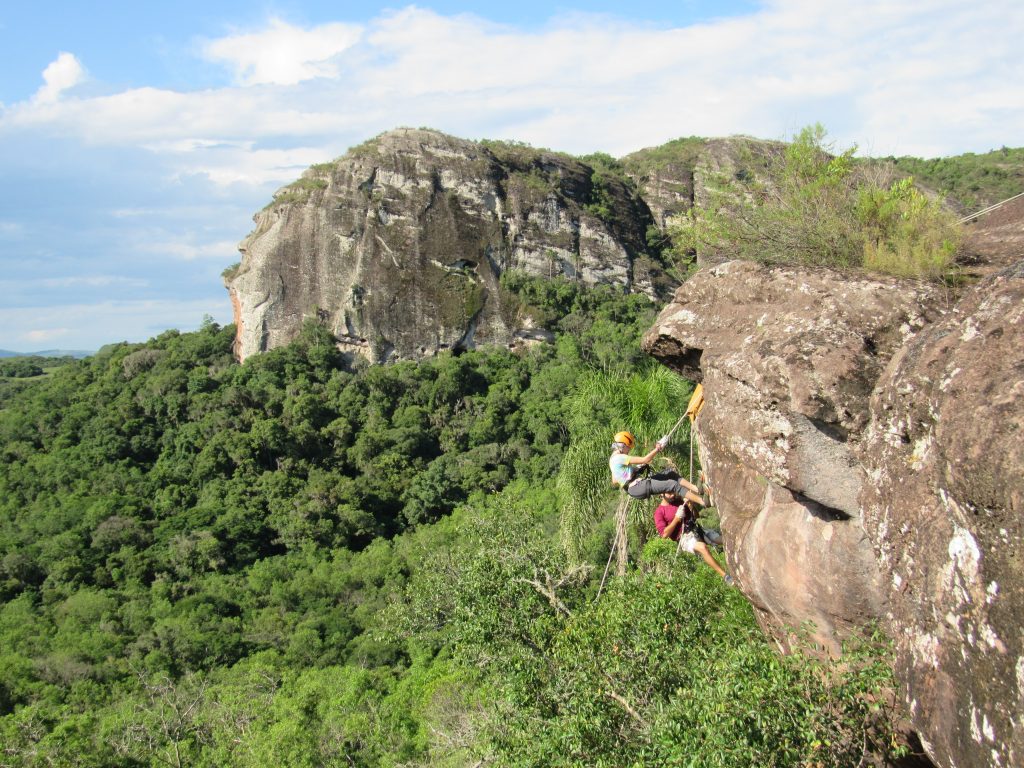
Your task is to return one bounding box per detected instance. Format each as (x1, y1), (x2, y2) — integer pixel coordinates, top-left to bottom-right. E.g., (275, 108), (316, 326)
(887, 144), (1024, 213)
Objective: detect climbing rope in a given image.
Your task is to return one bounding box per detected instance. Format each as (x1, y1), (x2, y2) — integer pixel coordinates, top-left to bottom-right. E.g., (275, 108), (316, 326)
(660, 383), (705, 485)
(596, 494), (630, 601)
(596, 385), (709, 583)
(958, 189), (1024, 225)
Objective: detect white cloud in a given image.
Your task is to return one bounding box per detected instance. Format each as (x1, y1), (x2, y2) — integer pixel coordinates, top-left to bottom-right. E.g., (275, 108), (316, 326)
(0, 1), (1021, 179)
(39, 275), (150, 289)
(165, 145), (334, 187)
(144, 238), (240, 261)
(202, 17), (362, 85)
(110, 208), (162, 219)
(26, 327), (70, 343)
(33, 52), (85, 104)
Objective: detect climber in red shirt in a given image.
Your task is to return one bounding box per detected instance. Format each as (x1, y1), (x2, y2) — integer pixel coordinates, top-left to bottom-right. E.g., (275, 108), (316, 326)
(654, 492), (733, 585)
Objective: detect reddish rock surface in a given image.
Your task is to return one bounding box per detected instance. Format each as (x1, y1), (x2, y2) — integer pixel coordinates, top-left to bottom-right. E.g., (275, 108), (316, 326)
(860, 261), (1024, 768)
(643, 249), (1023, 767)
(643, 260), (943, 652)
(961, 194), (1024, 276)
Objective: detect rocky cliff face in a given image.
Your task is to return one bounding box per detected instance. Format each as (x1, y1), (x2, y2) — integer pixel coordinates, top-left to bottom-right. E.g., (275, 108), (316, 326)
(643, 245), (1023, 766)
(225, 129), (787, 363)
(225, 128), (667, 362)
(643, 261), (943, 651)
(859, 261), (1023, 768)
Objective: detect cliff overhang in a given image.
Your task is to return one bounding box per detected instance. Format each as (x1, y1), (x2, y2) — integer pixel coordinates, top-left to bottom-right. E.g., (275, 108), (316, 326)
(643, 258), (1024, 768)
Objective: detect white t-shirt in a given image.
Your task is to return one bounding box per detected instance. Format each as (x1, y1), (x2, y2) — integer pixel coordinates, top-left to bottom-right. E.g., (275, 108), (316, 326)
(609, 452), (634, 486)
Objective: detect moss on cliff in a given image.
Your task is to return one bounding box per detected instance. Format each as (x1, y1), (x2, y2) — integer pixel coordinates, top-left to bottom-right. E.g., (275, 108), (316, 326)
(221, 261), (241, 281)
(621, 136), (708, 177)
(264, 176), (330, 210)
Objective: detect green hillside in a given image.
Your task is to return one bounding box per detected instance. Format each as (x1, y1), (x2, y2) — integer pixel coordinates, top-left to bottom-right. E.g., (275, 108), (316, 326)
(887, 146), (1024, 213)
(0, 277), (907, 766)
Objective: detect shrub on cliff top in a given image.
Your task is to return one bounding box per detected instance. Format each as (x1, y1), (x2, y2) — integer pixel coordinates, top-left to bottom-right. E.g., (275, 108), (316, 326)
(669, 124), (962, 281)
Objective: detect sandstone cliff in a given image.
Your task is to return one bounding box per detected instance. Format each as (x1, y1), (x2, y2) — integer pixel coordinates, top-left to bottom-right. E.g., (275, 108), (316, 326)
(225, 128), (668, 362)
(643, 205), (1024, 767)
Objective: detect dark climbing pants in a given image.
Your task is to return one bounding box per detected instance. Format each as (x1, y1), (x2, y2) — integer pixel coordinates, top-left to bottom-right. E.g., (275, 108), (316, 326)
(625, 471), (685, 500)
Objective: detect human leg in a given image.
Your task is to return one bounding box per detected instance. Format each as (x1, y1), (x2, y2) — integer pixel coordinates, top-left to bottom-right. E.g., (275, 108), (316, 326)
(692, 541), (727, 579)
(702, 528), (723, 548)
(628, 473), (706, 504)
(627, 476), (673, 499)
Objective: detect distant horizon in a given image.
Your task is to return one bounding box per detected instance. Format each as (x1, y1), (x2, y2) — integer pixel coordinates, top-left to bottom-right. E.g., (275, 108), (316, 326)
(3, 0), (1022, 351)
(0, 347), (98, 358)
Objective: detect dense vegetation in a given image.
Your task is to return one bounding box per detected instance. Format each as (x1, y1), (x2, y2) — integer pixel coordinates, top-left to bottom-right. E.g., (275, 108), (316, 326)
(0, 355), (79, 379)
(0, 356), (79, 411)
(888, 145), (1024, 212)
(0, 278), (907, 766)
(6, 128), (1018, 765)
(669, 125), (963, 280)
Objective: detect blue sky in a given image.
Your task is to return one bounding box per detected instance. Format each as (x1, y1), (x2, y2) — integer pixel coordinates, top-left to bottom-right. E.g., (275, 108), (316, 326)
(1, 1), (1022, 352)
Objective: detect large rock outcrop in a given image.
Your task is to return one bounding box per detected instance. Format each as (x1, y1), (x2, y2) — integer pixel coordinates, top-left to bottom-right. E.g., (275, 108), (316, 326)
(623, 136), (782, 266)
(226, 129), (792, 363)
(225, 128), (667, 362)
(643, 260), (943, 651)
(859, 262), (1024, 768)
(643, 257), (1024, 768)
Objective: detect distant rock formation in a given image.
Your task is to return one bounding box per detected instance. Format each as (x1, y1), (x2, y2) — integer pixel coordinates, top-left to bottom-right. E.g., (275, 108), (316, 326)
(643, 250), (1023, 767)
(224, 129), (788, 363)
(225, 128), (667, 362)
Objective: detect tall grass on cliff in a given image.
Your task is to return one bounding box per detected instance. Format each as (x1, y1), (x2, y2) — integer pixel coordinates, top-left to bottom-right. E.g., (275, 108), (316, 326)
(670, 124), (962, 280)
(556, 366), (694, 564)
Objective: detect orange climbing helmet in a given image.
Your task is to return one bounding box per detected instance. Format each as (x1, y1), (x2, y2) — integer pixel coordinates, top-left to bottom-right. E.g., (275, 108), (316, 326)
(612, 431), (635, 450)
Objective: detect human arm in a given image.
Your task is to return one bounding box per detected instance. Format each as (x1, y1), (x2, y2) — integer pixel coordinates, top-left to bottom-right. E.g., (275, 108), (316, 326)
(655, 504), (686, 539)
(660, 511), (684, 539)
(683, 489), (706, 507)
(624, 443), (662, 467)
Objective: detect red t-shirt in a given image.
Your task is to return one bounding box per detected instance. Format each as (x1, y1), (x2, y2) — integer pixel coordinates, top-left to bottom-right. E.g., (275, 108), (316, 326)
(654, 502), (695, 542)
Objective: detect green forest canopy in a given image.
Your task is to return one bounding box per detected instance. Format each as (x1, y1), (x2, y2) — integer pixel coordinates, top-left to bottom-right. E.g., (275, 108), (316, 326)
(3, 130), (1019, 765)
(0, 276), (910, 766)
